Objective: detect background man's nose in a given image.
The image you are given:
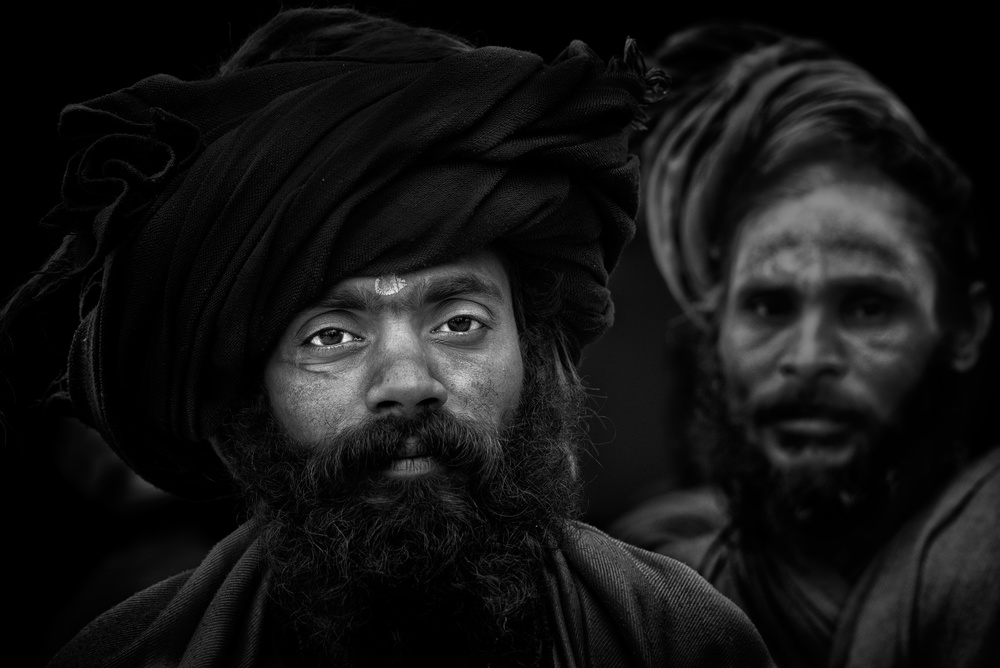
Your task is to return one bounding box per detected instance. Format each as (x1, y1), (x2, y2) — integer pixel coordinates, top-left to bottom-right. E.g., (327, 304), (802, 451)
(365, 339), (448, 416)
(778, 310), (847, 380)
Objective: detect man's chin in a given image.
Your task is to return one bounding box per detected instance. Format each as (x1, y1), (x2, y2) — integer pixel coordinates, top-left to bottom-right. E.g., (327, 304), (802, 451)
(749, 426), (898, 542)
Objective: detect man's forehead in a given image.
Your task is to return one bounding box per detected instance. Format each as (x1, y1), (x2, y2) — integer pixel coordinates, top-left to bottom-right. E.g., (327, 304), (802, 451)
(729, 175), (933, 285)
(738, 228), (909, 277)
(319, 249), (511, 310)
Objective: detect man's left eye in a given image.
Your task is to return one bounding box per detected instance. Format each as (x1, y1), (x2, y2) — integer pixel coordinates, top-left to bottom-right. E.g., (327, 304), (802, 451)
(305, 328), (363, 346)
(437, 316), (483, 333)
(842, 295), (894, 324)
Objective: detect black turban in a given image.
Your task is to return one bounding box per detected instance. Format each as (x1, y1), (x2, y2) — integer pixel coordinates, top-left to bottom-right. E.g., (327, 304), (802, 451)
(641, 24), (955, 327)
(29, 40), (660, 498)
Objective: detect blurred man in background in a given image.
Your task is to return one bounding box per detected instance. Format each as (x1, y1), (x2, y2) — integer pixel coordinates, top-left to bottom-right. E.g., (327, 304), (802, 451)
(613, 22), (998, 667)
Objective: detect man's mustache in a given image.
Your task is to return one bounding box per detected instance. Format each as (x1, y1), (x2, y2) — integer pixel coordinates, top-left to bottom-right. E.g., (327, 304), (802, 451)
(304, 410), (502, 482)
(749, 383), (876, 427)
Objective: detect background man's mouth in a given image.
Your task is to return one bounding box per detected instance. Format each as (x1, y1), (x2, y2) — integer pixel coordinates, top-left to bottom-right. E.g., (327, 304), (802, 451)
(773, 418), (851, 440)
(755, 416), (861, 468)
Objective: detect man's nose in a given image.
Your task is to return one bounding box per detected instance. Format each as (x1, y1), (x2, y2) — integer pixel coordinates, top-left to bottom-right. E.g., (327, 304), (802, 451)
(365, 327), (447, 416)
(778, 309), (847, 380)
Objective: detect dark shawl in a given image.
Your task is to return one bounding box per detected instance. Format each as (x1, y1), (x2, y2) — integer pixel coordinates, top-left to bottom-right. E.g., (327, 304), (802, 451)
(21, 41), (658, 498)
(639, 23), (957, 327)
(654, 448), (1000, 667)
(47, 520), (774, 667)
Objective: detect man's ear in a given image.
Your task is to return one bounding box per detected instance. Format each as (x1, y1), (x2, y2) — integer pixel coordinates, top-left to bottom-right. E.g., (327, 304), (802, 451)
(951, 281), (993, 372)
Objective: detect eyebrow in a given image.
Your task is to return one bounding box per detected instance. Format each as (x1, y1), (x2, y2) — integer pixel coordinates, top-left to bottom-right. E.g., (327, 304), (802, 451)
(318, 273), (507, 314)
(734, 273), (913, 296)
(422, 274), (506, 306)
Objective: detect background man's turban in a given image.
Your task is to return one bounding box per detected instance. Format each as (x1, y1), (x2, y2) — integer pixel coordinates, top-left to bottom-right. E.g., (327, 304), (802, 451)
(17, 37), (662, 497)
(641, 23), (965, 327)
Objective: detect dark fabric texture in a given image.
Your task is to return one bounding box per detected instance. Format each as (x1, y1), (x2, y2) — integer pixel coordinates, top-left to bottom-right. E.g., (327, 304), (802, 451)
(607, 486), (728, 565)
(47, 520), (775, 667)
(39, 42), (654, 498)
(639, 24), (939, 327)
(545, 523), (773, 667)
(616, 448), (1000, 667)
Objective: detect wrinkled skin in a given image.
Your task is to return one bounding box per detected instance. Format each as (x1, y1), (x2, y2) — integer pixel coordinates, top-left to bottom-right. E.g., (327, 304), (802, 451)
(265, 248), (525, 466)
(719, 163), (942, 483)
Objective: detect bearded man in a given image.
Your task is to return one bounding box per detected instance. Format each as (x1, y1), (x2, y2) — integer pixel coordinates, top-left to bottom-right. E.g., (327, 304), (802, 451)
(611, 23), (999, 668)
(1, 7), (774, 668)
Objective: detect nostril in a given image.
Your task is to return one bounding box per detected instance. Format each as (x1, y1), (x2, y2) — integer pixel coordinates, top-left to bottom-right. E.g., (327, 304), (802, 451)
(373, 396), (443, 414)
(418, 396), (443, 411)
(778, 355), (846, 380)
(366, 364), (448, 415)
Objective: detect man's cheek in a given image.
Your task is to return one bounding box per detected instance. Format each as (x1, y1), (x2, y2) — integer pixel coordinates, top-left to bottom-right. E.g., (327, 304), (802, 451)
(268, 376), (346, 448)
(450, 358), (522, 424)
(718, 345), (754, 408)
(851, 355), (923, 427)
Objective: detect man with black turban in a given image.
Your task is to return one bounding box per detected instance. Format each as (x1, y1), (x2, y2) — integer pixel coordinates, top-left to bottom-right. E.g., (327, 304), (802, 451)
(613, 22), (999, 668)
(1, 8), (774, 668)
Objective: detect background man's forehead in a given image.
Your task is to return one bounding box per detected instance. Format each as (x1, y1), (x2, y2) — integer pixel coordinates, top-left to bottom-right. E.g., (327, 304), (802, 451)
(730, 182), (935, 280)
(739, 231), (910, 275)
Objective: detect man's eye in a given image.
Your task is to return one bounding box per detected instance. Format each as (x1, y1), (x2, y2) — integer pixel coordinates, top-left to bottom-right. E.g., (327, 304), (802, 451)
(437, 316), (483, 333)
(305, 328), (362, 346)
(743, 293), (794, 320)
(843, 295), (893, 323)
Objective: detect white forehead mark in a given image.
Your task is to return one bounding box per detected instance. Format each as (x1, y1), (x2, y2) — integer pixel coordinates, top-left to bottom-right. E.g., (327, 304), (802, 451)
(373, 274), (407, 296)
(756, 244), (825, 283)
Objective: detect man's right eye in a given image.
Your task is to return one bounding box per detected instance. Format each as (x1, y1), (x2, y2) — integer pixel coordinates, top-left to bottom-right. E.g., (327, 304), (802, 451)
(742, 292), (795, 320)
(305, 328), (363, 347)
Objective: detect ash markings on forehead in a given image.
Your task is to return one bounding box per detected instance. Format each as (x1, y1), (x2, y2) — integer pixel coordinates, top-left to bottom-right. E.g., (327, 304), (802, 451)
(742, 231), (907, 282)
(373, 274), (407, 296)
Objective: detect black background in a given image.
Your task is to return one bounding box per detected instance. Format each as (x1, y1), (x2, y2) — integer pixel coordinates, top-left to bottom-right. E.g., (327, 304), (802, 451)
(4, 2), (995, 664)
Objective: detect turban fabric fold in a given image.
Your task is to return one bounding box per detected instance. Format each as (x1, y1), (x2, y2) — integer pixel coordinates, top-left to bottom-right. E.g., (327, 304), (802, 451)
(37, 40), (660, 497)
(641, 24), (941, 327)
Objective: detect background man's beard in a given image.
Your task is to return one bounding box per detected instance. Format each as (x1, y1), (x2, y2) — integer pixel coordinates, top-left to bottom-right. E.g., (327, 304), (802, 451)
(692, 338), (968, 559)
(219, 364), (586, 667)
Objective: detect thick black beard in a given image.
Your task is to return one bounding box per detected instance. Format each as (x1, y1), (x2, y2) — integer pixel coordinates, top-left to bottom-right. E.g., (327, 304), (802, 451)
(218, 345), (586, 667)
(692, 336), (968, 565)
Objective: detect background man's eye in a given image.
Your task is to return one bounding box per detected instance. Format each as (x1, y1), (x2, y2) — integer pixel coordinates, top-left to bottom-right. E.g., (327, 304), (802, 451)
(745, 294), (793, 320)
(844, 296), (891, 322)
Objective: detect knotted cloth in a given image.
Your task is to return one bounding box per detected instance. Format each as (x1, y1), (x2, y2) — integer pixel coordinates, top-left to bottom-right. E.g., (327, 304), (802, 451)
(641, 24), (947, 327)
(33, 40), (660, 498)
